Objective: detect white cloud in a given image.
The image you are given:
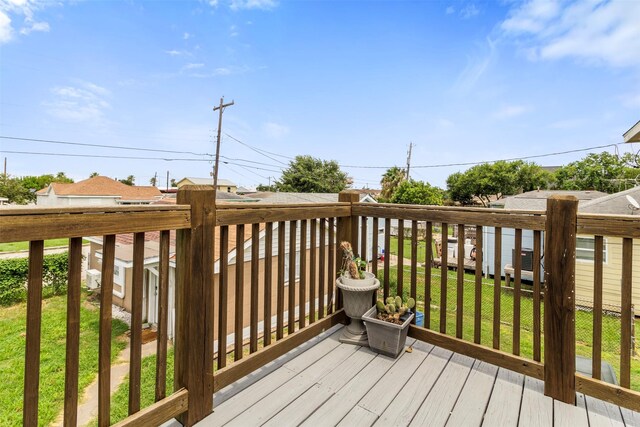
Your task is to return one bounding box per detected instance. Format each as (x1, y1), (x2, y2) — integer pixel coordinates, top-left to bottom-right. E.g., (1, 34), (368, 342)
(263, 122), (289, 139)
(0, 0), (54, 44)
(445, 6), (455, 15)
(460, 3), (479, 19)
(492, 104), (531, 120)
(19, 19), (47, 34)
(183, 32), (191, 40)
(165, 49), (187, 56)
(182, 62), (205, 70)
(501, 0), (640, 68)
(549, 118), (585, 129)
(0, 11), (12, 43)
(229, 24), (238, 37)
(43, 81), (111, 123)
(453, 37), (496, 93)
(229, 0), (277, 11)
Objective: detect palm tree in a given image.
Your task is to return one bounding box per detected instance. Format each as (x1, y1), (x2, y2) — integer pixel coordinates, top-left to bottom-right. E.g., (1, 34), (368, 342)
(380, 166), (406, 201)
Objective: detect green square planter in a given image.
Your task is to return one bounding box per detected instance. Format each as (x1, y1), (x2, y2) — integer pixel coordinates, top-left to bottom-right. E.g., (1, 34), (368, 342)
(363, 306), (414, 358)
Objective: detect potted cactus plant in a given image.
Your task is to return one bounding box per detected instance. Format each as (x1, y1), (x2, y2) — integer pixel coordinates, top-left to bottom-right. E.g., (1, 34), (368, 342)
(363, 295), (415, 358)
(336, 241), (380, 346)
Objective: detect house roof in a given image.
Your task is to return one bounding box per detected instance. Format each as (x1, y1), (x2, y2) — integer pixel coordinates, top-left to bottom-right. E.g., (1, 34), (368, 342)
(177, 177), (237, 187)
(36, 176), (161, 201)
(499, 190), (608, 211)
(579, 186), (640, 215)
(247, 192), (375, 204)
(623, 120), (640, 143)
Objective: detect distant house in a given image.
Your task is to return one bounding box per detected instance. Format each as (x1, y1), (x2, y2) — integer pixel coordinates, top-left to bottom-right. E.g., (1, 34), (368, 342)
(176, 177), (237, 193)
(86, 191), (380, 342)
(574, 186), (640, 310)
(483, 190), (607, 279)
(624, 120), (640, 143)
(36, 176), (162, 207)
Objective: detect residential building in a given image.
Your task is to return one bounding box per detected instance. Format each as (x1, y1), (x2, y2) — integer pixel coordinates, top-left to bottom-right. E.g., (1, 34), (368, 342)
(35, 175), (162, 206)
(176, 177), (238, 193)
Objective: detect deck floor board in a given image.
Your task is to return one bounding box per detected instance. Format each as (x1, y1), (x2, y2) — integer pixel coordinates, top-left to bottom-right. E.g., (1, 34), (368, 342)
(197, 326), (640, 427)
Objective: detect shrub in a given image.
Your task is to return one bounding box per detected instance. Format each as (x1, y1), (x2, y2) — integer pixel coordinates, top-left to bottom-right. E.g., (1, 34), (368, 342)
(0, 252), (70, 305)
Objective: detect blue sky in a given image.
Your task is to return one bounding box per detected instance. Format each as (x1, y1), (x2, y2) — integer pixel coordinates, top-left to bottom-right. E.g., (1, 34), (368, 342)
(1, 0), (639, 190)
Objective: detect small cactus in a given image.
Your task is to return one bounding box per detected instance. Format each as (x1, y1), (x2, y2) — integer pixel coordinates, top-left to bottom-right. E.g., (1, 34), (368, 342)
(376, 295), (416, 323)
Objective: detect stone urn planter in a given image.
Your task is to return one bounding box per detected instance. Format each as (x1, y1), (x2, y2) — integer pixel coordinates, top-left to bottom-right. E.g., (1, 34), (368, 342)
(336, 272), (380, 345)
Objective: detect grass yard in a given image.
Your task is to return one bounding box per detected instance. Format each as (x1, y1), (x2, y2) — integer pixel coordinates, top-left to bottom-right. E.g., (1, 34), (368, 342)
(0, 239), (89, 253)
(383, 264), (640, 391)
(0, 293), (128, 426)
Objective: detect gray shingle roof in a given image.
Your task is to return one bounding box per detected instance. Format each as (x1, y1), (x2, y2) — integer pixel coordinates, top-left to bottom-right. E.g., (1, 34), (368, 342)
(500, 190), (608, 211)
(579, 186), (640, 215)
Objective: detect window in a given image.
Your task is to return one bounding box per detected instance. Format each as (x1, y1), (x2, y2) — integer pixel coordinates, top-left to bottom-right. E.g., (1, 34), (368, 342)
(576, 237), (607, 263)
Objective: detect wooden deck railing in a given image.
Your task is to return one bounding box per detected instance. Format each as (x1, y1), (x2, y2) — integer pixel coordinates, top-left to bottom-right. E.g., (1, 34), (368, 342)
(2, 188), (640, 425)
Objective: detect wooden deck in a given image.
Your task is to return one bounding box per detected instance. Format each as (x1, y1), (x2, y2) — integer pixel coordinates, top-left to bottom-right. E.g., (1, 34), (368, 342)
(192, 326), (640, 427)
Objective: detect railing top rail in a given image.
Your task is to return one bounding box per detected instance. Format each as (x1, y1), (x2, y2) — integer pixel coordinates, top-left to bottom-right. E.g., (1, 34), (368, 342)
(0, 205), (191, 216)
(1, 207), (191, 243)
(216, 204), (351, 226)
(354, 202), (546, 216)
(216, 202), (352, 209)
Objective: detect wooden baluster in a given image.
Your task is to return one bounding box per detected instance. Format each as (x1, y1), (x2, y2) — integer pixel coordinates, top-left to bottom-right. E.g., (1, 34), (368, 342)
(250, 223), (260, 353)
(456, 225), (465, 339)
(361, 216), (368, 265)
(318, 219), (326, 318)
(592, 235), (603, 379)
(288, 220), (297, 335)
(23, 240), (43, 427)
(513, 228), (522, 356)
(328, 217), (336, 311)
(533, 230), (542, 362)
(474, 226), (483, 344)
(235, 224), (245, 360)
(397, 219), (404, 296)
(372, 217), (379, 278)
(155, 230), (170, 400)
(129, 232), (145, 415)
(410, 221), (418, 324)
(64, 237), (82, 426)
(384, 218), (391, 300)
(263, 223), (273, 347)
(440, 223), (448, 334)
(621, 237), (633, 388)
(309, 219), (317, 324)
(218, 226), (229, 368)
(299, 219), (307, 329)
(277, 221), (285, 339)
(493, 227), (502, 350)
(425, 222), (433, 329)
(98, 235), (115, 427)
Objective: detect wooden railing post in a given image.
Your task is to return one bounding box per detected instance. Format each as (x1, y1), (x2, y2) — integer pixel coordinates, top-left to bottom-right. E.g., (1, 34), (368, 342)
(175, 186), (215, 426)
(336, 190), (360, 309)
(544, 195), (578, 404)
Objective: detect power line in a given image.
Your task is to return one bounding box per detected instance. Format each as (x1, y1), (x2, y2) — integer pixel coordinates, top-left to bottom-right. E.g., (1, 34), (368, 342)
(224, 133), (291, 165)
(0, 135), (213, 157)
(1, 150), (211, 161)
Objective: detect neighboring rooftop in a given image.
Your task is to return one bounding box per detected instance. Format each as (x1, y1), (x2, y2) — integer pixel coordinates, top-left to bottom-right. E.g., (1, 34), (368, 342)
(176, 177), (237, 188)
(624, 120), (640, 143)
(36, 176), (162, 201)
(247, 192), (376, 204)
(580, 185), (640, 215)
(494, 190), (608, 210)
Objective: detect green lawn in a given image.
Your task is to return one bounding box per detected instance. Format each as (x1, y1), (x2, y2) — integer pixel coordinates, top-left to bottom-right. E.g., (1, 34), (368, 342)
(382, 264), (640, 391)
(0, 239), (89, 253)
(0, 293), (128, 426)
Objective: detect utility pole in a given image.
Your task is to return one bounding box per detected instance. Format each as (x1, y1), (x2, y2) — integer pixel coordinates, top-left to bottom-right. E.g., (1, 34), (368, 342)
(3, 157), (6, 176)
(166, 171), (170, 191)
(212, 97), (235, 193)
(152, 171), (158, 187)
(406, 142), (413, 181)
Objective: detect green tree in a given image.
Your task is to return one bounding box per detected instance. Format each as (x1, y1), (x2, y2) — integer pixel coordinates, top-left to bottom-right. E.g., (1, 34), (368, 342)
(553, 152), (637, 193)
(89, 172), (99, 178)
(118, 175), (135, 186)
(256, 184), (277, 192)
(380, 166), (406, 202)
(390, 180), (444, 205)
(0, 175), (32, 204)
(274, 155), (349, 193)
(446, 160), (550, 206)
